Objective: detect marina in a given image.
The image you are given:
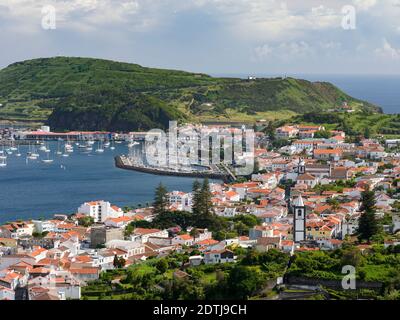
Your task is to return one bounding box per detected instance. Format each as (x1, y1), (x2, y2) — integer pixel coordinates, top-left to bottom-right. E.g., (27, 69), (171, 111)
(0, 140), (212, 224)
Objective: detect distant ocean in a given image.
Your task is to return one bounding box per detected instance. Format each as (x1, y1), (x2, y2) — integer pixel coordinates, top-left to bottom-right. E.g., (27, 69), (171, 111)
(212, 74), (400, 115)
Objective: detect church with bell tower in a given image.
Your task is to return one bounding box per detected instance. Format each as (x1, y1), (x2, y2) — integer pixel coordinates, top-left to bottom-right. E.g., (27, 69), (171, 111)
(292, 195), (306, 243)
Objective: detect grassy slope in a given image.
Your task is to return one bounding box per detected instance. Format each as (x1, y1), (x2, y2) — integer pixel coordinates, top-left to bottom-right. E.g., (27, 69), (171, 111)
(286, 111), (400, 138)
(0, 57), (381, 130)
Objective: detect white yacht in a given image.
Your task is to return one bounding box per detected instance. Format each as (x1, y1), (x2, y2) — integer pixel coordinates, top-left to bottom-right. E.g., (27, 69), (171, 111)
(15, 145), (21, 157)
(0, 147), (7, 160)
(42, 153), (54, 163)
(10, 141), (18, 151)
(128, 141), (139, 148)
(95, 141), (104, 153)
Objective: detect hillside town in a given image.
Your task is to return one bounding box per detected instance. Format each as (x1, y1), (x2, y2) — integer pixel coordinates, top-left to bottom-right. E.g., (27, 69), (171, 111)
(1, 123), (400, 300)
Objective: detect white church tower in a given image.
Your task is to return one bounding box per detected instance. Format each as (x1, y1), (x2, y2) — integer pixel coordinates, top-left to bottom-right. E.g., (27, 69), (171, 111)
(293, 195), (306, 243)
(297, 159), (306, 175)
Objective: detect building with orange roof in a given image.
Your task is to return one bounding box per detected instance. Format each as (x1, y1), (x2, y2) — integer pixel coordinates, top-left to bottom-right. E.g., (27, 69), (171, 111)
(313, 148), (343, 160)
(77, 200), (123, 223)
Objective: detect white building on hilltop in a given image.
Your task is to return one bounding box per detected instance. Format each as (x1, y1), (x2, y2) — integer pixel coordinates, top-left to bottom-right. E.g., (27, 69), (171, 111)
(77, 201), (123, 223)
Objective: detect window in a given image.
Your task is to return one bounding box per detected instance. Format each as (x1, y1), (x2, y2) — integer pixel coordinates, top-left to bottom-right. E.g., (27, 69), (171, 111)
(297, 209), (303, 217)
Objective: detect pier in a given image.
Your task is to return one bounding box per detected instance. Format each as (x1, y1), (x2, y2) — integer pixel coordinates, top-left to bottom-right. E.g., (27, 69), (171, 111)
(114, 155), (232, 182)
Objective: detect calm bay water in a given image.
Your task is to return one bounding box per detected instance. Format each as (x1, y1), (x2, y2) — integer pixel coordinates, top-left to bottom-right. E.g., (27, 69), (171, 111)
(0, 142), (201, 223)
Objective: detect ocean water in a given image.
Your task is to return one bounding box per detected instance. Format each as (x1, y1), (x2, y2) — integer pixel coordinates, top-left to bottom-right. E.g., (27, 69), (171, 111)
(0, 142), (203, 224)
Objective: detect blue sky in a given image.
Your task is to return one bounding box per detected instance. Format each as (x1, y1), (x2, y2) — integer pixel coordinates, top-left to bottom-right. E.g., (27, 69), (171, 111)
(0, 0), (400, 74)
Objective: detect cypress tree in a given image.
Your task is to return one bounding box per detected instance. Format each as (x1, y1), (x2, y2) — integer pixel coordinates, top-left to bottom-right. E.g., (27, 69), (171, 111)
(153, 183), (168, 215)
(200, 178), (213, 217)
(357, 188), (379, 243)
(191, 180), (202, 217)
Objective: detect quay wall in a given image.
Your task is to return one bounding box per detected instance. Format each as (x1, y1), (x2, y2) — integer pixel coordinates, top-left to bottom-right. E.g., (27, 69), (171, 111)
(114, 156), (229, 182)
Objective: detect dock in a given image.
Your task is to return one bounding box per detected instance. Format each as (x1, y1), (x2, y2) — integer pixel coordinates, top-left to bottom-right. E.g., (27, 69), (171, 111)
(114, 155), (232, 182)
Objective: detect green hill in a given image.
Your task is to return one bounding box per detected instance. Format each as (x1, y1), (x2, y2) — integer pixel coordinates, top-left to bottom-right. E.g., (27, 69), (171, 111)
(0, 57), (381, 131)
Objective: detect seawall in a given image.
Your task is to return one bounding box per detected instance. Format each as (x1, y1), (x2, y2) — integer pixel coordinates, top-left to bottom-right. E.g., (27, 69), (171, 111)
(114, 156), (230, 182)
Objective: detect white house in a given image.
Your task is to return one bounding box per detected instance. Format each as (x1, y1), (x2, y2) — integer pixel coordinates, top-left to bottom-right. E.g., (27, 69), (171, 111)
(168, 191), (193, 212)
(0, 286), (15, 300)
(172, 234), (194, 246)
(130, 228), (169, 244)
(77, 201), (123, 223)
(104, 216), (133, 229)
(105, 240), (146, 257)
(32, 220), (56, 234)
(189, 255), (203, 266)
(296, 173), (318, 189)
(204, 249), (235, 264)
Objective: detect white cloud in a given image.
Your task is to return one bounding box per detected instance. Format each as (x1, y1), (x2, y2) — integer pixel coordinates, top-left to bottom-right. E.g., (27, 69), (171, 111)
(353, 0), (377, 10)
(375, 38), (400, 59)
(253, 40), (314, 61)
(0, 0), (400, 74)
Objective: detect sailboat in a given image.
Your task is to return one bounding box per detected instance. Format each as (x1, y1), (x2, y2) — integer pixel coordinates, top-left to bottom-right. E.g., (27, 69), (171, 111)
(44, 142), (51, 153)
(0, 157), (6, 167)
(95, 140), (104, 153)
(15, 145), (21, 157)
(64, 142), (73, 154)
(110, 141), (116, 150)
(31, 149), (39, 158)
(56, 141), (63, 155)
(42, 152), (54, 164)
(62, 143), (70, 157)
(10, 141), (17, 151)
(0, 147), (8, 160)
(39, 144), (47, 151)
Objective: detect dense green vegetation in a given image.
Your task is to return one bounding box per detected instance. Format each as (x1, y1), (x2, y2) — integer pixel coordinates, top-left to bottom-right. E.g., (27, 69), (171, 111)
(291, 111), (400, 137)
(287, 245), (400, 299)
(0, 57), (380, 130)
(82, 249), (289, 300)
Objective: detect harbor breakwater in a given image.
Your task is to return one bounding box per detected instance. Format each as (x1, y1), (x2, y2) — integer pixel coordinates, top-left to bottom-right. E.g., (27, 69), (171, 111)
(114, 155), (230, 182)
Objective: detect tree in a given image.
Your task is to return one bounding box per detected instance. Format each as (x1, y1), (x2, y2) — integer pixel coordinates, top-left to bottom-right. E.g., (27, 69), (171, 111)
(78, 216), (94, 227)
(364, 127), (371, 139)
(155, 259), (169, 274)
(191, 180), (202, 218)
(189, 228), (200, 242)
(113, 255), (126, 269)
(200, 178), (213, 217)
(227, 265), (265, 299)
(153, 183), (168, 215)
(357, 188), (379, 243)
(152, 211), (193, 229)
(340, 247), (363, 268)
(314, 130), (332, 139)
